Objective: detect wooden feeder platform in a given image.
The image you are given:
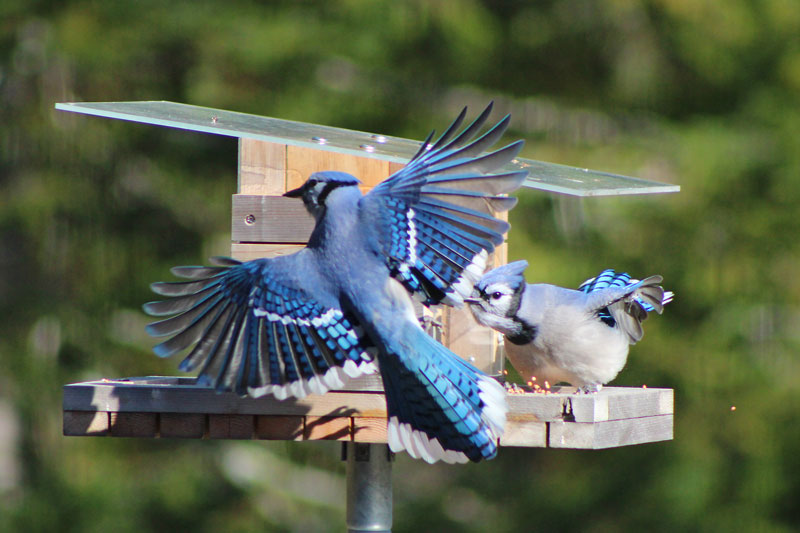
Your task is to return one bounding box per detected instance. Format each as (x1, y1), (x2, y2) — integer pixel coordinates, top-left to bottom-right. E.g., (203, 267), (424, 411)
(57, 101), (678, 452)
(63, 376), (673, 450)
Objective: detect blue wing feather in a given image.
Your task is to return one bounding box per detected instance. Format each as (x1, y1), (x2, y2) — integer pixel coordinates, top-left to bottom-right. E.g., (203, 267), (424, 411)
(144, 255), (377, 398)
(362, 103), (527, 306)
(579, 269), (631, 327)
(579, 269), (666, 328)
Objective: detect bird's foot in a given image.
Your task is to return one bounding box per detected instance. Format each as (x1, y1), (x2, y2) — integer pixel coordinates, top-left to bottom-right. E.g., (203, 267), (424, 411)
(577, 383), (603, 394)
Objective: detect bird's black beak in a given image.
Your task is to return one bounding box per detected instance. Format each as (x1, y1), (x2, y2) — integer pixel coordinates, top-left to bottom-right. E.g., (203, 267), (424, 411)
(283, 185), (305, 198)
(462, 297), (481, 305)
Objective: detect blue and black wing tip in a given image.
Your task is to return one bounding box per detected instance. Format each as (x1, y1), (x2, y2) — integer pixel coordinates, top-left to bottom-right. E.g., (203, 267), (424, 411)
(143, 258), (243, 353)
(409, 105), (472, 163)
(410, 129), (437, 162)
(410, 101), (504, 166)
(429, 106), (469, 151)
(504, 138), (525, 160)
(168, 257), (240, 279)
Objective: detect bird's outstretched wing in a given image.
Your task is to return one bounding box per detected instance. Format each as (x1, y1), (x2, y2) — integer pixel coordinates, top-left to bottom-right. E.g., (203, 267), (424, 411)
(143, 255), (377, 398)
(362, 103), (528, 307)
(579, 269), (670, 343)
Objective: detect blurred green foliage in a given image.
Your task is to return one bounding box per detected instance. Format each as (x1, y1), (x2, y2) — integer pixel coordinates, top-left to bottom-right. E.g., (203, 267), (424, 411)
(2, 1), (800, 531)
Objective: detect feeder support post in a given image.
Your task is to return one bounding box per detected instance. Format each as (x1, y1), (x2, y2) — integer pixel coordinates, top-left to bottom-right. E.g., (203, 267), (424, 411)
(343, 442), (394, 533)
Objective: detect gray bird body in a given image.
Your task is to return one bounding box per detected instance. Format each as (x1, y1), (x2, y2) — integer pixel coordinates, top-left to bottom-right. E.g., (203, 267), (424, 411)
(466, 261), (672, 392)
(501, 284), (631, 389)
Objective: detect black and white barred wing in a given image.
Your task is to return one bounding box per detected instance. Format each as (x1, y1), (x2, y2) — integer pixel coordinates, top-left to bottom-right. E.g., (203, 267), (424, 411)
(143, 255), (377, 398)
(362, 103), (528, 307)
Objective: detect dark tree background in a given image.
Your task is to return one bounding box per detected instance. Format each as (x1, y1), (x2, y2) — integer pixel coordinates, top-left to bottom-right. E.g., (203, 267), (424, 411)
(2, 1), (799, 531)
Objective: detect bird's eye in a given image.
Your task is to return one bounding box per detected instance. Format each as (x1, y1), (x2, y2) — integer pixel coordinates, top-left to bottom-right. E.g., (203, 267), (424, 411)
(491, 292), (503, 300)
(306, 178), (318, 188)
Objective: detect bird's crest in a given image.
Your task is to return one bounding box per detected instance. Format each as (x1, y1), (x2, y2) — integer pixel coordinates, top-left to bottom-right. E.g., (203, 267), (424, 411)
(476, 259), (528, 292)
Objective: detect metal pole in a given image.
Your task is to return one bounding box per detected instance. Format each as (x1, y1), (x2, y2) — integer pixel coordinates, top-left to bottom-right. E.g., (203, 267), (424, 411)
(343, 442), (393, 532)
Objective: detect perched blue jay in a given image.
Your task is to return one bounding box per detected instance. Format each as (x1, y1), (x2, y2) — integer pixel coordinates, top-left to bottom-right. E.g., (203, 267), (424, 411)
(465, 261), (672, 393)
(143, 104), (527, 463)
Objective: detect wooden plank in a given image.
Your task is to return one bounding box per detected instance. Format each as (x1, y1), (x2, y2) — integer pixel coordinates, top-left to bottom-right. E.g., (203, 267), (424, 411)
(305, 416), (351, 441)
(109, 412), (158, 438)
(63, 410), (109, 436)
(230, 243), (305, 262)
(286, 145), (393, 191)
(548, 415), (673, 449)
(499, 419), (547, 447)
(507, 387), (673, 423)
(231, 195), (313, 243)
(387, 161), (405, 176)
(208, 414), (254, 439)
(62, 378), (673, 449)
(160, 413), (206, 439)
(352, 417), (388, 443)
(566, 387), (673, 423)
(63, 379), (388, 417)
(63, 380), (669, 422)
(507, 393), (566, 423)
(238, 139), (287, 194)
(255, 415), (304, 440)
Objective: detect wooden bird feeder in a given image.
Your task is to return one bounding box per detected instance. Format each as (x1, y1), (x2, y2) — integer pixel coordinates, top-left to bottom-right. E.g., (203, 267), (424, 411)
(56, 101), (679, 532)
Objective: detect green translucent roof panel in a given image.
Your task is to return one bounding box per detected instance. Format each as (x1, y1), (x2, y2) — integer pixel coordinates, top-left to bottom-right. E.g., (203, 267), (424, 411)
(55, 101), (679, 197)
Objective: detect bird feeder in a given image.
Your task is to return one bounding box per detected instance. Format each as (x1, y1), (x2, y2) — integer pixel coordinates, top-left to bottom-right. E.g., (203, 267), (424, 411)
(57, 101), (679, 532)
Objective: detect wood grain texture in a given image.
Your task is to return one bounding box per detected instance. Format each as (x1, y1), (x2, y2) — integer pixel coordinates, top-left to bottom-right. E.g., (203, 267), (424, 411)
(231, 195), (314, 243)
(286, 145), (394, 191)
(305, 416), (351, 441)
(547, 415), (674, 449)
(230, 243), (305, 262)
(238, 139), (287, 195)
(508, 387), (674, 423)
(160, 413), (206, 439)
(255, 415), (304, 440)
(109, 412), (157, 438)
(352, 417), (388, 443)
(63, 410), (109, 436)
(209, 414), (254, 439)
(500, 419), (547, 447)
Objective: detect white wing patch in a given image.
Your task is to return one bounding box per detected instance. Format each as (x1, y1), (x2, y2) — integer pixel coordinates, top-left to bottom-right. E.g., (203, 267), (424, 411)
(248, 358), (378, 400)
(387, 416), (469, 464)
(477, 374), (507, 438)
(445, 249), (489, 306)
(406, 207), (419, 268)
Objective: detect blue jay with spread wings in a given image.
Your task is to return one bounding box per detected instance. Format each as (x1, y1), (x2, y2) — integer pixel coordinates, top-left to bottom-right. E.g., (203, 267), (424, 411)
(466, 261), (672, 393)
(143, 104), (527, 463)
